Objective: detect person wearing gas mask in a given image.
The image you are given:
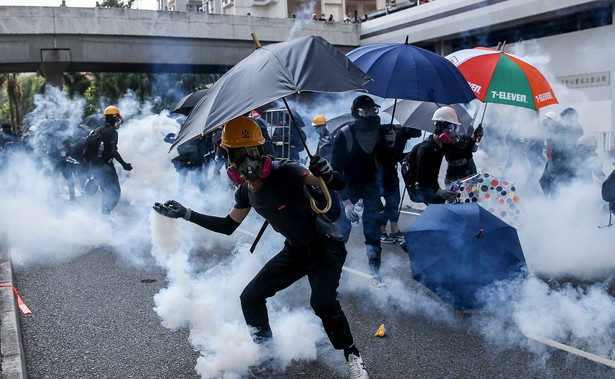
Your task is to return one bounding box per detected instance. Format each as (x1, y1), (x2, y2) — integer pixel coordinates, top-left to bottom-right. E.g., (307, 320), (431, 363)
(153, 117), (371, 379)
(331, 95), (392, 289)
(90, 106), (133, 214)
(410, 106), (463, 205)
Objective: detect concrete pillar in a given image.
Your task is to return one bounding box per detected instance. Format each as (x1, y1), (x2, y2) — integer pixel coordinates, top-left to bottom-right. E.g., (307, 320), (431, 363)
(39, 49), (70, 88)
(436, 39), (453, 56)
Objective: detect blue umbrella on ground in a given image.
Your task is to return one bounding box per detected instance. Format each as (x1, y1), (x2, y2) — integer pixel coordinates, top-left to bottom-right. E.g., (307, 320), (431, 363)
(404, 202), (526, 310)
(346, 37), (476, 105)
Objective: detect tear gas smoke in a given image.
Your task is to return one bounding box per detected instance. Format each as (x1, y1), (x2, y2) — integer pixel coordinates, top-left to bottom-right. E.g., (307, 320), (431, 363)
(3, 37), (614, 377)
(288, 0), (318, 40)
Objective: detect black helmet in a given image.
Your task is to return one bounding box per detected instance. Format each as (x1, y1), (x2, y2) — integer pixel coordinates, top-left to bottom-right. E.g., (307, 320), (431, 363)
(352, 95), (380, 111)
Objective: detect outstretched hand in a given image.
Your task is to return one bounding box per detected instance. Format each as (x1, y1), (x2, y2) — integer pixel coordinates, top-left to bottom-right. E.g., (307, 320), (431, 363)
(153, 200), (188, 219)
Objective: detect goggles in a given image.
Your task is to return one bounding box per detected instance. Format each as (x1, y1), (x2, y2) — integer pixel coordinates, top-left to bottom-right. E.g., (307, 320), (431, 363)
(444, 124), (460, 134)
(357, 107), (379, 117)
(229, 146), (262, 164)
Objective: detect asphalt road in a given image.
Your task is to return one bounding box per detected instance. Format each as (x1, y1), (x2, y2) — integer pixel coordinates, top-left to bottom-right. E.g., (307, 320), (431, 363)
(14, 209), (615, 378)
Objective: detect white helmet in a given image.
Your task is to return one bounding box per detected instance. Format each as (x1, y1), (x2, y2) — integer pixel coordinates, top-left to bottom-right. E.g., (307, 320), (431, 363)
(432, 106), (461, 125)
(577, 135), (598, 150)
(544, 111), (557, 121)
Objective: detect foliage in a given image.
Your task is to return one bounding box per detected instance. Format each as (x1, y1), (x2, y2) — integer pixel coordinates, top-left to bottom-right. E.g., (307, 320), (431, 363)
(0, 71), (224, 125)
(101, 0), (135, 8)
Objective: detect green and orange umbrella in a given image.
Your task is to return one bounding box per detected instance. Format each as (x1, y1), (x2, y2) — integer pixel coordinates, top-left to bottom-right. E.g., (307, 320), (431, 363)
(446, 47), (558, 111)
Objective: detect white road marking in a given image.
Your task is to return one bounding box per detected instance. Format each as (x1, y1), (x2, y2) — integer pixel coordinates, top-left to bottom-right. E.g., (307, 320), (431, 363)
(342, 266), (372, 279)
(525, 334), (615, 369)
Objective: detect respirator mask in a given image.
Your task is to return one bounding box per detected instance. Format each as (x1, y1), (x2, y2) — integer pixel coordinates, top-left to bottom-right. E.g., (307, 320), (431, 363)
(226, 146), (272, 184)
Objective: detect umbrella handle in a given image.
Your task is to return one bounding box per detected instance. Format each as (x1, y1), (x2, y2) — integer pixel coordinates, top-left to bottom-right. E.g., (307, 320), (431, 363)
(310, 177), (332, 214)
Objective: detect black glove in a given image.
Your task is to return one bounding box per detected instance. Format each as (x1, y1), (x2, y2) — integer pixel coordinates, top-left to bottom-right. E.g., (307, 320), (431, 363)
(473, 124), (484, 141)
(437, 188), (458, 202)
(309, 155), (333, 183)
(123, 163), (133, 171)
(153, 200), (190, 220)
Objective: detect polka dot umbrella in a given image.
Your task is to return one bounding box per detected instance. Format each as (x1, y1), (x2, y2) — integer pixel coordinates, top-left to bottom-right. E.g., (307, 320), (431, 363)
(453, 172), (526, 228)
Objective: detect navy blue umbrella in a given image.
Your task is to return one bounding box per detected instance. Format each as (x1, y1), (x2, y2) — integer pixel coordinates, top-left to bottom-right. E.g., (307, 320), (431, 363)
(404, 203), (526, 310)
(346, 38), (476, 105)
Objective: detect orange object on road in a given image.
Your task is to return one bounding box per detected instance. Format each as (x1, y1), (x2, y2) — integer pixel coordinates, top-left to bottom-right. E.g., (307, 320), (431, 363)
(374, 324), (386, 337)
(0, 285), (32, 314)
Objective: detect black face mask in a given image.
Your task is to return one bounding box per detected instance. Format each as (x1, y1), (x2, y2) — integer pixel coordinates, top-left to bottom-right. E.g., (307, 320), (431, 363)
(363, 115), (381, 124)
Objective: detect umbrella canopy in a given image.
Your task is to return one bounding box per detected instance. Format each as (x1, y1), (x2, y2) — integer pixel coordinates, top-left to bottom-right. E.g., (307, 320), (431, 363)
(383, 100), (474, 134)
(453, 172), (527, 228)
(82, 114), (104, 129)
(171, 35), (371, 150)
(326, 113), (354, 134)
(346, 42), (476, 104)
(404, 202), (526, 310)
(446, 47), (558, 110)
(172, 89), (208, 115)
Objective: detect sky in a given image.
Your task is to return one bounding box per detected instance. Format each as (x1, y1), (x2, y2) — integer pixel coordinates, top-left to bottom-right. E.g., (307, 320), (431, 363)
(0, 0), (158, 9)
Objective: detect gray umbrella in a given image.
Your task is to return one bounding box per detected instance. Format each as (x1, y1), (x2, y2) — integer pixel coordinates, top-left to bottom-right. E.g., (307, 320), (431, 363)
(384, 100), (474, 135)
(171, 35), (371, 151)
(171, 89), (208, 116)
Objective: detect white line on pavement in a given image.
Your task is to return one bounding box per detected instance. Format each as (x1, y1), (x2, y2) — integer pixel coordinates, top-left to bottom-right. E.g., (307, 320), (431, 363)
(342, 266), (372, 279)
(525, 334), (615, 368)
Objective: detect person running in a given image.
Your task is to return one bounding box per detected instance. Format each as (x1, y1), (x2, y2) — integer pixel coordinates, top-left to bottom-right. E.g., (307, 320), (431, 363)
(154, 116), (370, 379)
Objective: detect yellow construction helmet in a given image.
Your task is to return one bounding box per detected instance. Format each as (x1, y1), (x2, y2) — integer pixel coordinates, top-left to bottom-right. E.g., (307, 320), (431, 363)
(221, 117), (265, 148)
(103, 106), (122, 119)
(312, 115), (326, 126)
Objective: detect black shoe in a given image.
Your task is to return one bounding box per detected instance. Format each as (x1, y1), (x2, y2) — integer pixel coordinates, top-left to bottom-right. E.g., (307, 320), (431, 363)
(380, 231), (395, 244)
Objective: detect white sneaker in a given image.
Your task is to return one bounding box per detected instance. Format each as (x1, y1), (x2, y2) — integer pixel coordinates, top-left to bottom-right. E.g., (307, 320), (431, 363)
(347, 353), (370, 379)
(370, 274), (387, 289)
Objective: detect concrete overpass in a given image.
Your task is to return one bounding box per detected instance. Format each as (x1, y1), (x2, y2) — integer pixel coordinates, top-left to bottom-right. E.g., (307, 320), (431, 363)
(0, 6), (360, 87)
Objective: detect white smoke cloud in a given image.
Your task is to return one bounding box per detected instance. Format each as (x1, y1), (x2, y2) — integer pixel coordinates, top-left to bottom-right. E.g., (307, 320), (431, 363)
(3, 42), (614, 377)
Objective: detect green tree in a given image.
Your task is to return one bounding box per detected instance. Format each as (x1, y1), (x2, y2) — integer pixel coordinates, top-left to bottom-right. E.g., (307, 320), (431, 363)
(6, 74), (22, 131)
(101, 0), (135, 8)
(63, 72), (92, 99)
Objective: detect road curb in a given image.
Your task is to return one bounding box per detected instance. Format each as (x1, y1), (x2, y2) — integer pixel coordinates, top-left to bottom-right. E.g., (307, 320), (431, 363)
(0, 234), (28, 379)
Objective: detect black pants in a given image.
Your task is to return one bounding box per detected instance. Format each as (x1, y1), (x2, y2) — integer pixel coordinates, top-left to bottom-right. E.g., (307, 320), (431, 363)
(92, 163), (121, 214)
(240, 237), (354, 350)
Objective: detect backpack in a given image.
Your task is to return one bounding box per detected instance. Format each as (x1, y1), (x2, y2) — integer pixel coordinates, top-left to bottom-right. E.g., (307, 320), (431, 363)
(82, 126), (106, 162)
(401, 143), (420, 202)
(316, 124), (353, 163)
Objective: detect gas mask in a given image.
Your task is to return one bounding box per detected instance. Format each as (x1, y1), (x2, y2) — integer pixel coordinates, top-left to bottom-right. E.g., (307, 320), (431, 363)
(106, 114), (122, 129)
(226, 146), (272, 184)
(436, 123), (459, 144)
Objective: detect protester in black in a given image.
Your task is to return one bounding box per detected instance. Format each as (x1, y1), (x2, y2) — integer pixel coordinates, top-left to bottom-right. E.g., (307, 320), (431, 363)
(90, 106), (132, 214)
(331, 95), (390, 288)
(154, 117), (370, 379)
(410, 107), (467, 204)
(379, 124), (422, 243)
(444, 125), (483, 187)
(541, 108), (584, 195)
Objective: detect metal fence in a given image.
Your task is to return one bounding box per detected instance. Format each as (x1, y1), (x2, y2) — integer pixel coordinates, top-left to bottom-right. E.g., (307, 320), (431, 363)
(586, 131), (614, 154)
